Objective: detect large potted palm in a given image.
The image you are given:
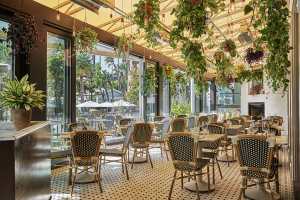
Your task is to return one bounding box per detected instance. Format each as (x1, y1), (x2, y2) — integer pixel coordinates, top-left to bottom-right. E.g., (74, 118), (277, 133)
(0, 75), (46, 130)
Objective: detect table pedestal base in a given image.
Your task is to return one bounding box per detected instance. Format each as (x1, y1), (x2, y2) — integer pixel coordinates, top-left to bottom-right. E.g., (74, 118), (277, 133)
(184, 181), (215, 192)
(217, 155), (236, 162)
(128, 156), (147, 163)
(245, 188), (280, 200)
(75, 173), (97, 183)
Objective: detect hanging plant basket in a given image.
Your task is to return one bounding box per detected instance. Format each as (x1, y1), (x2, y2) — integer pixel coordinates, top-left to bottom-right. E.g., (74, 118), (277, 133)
(166, 69), (171, 75)
(245, 47), (264, 65)
(74, 27), (98, 54)
(142, 5), (153, 19)
(224, 45), (231, 52)
(1, 13), (40, 64)
(216, 53), (220, 60)
(188, 0), (201, 6)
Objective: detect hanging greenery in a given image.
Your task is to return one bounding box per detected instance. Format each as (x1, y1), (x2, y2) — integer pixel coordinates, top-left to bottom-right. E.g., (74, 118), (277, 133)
(133, 0), (163, 48)
(220, 39), (238, 58)
(237, 68), (264, 84)
(117, 33), (137, 63)
(74, 27), (98, 54)
(162, 66), (188, 96)
(1, 13), (40, 64)
(216, 72), (235, 88)
(236, 64), (246, 72)
(168, 0), (225, 97)
(244, 0), (291, 93)
(213, 50), (232, 72)
(244, 46), (264, 65)
(142, 66), (159, 95)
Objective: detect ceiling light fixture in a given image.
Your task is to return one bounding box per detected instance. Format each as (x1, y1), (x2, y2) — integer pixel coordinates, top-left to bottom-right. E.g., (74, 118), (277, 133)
(56, 0), (60, 21)
(72, 5), (76, 37)
(121, 18), (124, 27)
(162, 14), (165, 22)
(230, 0), (236, 11)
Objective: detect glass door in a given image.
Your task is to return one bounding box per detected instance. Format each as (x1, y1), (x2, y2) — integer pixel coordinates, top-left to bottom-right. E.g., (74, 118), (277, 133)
(146, 63), (157, 122)
(46, 32), (71, 153)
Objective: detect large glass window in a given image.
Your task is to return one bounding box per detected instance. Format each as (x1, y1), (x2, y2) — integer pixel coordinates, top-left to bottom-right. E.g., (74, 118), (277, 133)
(216, 82), (241, 115)
(76, 43), (140, 119)
(146, 63), (156, 122)
(46, 32), (71, 153)
(0, 20), (13, 122)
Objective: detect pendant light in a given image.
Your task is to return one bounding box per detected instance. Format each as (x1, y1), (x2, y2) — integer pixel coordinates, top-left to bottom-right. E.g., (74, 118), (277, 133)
(242, 0), (245, 7)
(162, 14), (165, 22)
(230, 0), (236, 11)
(56, 0), (60, 21)
(121, 18), (125, 27)
(150, 50), (152, 59)
(72, 5), (76, 37)
(143, 47), (146, 62)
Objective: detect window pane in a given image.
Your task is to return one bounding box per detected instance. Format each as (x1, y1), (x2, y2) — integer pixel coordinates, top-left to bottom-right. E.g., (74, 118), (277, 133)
(0, 20), (13, 121)
(46, 32), (71, 153)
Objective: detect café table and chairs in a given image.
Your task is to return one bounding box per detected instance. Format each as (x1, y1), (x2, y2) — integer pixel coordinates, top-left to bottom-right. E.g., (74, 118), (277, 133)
(98, 125), (133, 181)
(211, 114), (219, 122)
(130, 123), (155, 168)
(69, 130), (104, 197)
(170, 119), (186, 132)
(149, 120), (170, 160)
(176, 114), (188, 119)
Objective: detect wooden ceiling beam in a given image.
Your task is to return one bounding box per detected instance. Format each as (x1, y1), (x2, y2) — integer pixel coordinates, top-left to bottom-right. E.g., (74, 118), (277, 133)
(108, 22), (133, 33)
(67, 7), (84, 16)
(52, 1), (70, 10)
(64, 3), (74, 14)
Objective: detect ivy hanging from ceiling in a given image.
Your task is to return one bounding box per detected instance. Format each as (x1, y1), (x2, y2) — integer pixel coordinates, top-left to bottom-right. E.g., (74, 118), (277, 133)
(168, 0), (225, 97)
(244, 0), (292, 94)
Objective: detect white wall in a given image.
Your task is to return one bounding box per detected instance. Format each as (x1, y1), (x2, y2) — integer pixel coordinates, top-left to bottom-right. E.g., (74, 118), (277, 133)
(240, 76), (288, 136)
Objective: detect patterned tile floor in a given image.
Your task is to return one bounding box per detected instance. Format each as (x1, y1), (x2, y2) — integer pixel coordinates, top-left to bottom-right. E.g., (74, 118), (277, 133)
(51, 144), (294, 200)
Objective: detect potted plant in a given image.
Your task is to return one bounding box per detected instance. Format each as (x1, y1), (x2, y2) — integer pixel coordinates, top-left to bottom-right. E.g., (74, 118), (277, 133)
(142, 66), (159, 95)
(220, 39), (238, 58)
(236, 64), (245, 72)
(74, 27), (98, 54)
(1, 13), (40, 64)
(188, 0), (201, 6)
(163, 64), (173, 76)
(0, 74), (46, 130)
(117, 33), (135, 63)
(245, 46), (264, 65)
(214, 50), (223, 61)
(133, 0), (163, 48)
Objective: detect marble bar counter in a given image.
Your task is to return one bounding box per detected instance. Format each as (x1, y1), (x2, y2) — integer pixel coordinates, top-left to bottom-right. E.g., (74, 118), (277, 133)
(0, 121), (51, 200)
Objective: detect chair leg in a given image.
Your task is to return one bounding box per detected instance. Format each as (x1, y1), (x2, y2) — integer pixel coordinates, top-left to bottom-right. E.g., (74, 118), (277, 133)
(68, 159), (72, 185)
(70, 167), (77, 197)
(124, 155), (129, 180)
(225, 147), (230, 167)
(168, 170), (177, 200)
(98, 155), (103, 175)
(188, 172), (190, 182)
(131, 149), (136, 169)
(181, 171), (183, 189)
(164, 142), (169, 161)
(216, 157), (223, 179)
(275, 169), (279, 193)
(232, 144), (235, 159)
(212, 158), (215, 185)
(121, 156), (124, 174)
(147, 148), (153, 169)
(266, 181), (274, 200)
(193, 173), (201, 200)
(94, 166), (103, 193)
(238, 178), (245, 200)
(207, 164), (210, 193)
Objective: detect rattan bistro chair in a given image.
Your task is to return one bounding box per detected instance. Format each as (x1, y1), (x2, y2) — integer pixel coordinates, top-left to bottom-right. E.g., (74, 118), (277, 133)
(186, 117), (195, 131)
(232, 135), (279, 200)
(211, 114), (219, 122)
(176, 114), (187, 119)
(150, 120), (170, 160)
(131, 123), (155, 169)
(202, 138), (223, 184)
(99, 125), (133, 180)
(69, 130), (104, 196)
(170, 119), (186, 132)
(119, 118), (132, 137)
(197, 116), (209, 126)
(165, 132), (210, 200)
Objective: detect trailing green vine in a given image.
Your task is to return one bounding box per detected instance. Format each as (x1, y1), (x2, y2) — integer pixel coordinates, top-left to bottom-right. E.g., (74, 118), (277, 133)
(74, 27), (98, 54)
(168, 0), (225, 97)
(244, 0), (291, 93)
(133, 0), (163, 48)
(142, 66), (159, 95)
(237, 68), (264, 84)
(220, 39), (239, 58)
(117, 32), (137, 63)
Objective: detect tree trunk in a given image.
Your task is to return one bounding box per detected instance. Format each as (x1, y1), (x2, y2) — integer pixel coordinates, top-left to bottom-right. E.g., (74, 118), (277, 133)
(80, 75), (85, 112)
(109, 81), (115, 102)
(103, 82), (110, 102)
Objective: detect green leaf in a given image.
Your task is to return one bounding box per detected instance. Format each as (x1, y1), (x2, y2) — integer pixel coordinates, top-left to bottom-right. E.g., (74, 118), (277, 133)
(244, 5), (253, 15)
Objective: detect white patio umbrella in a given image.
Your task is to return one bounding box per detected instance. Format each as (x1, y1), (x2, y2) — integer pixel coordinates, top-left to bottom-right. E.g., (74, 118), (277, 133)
(112, 100), (133, 107)
(76, 101), (103, 108)
(98, 102), (114, 107)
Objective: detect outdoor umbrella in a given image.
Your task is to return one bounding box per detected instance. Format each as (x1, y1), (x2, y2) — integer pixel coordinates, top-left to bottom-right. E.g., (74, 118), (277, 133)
(76, 101), (103, 108)
(112, 100), (133, 107)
